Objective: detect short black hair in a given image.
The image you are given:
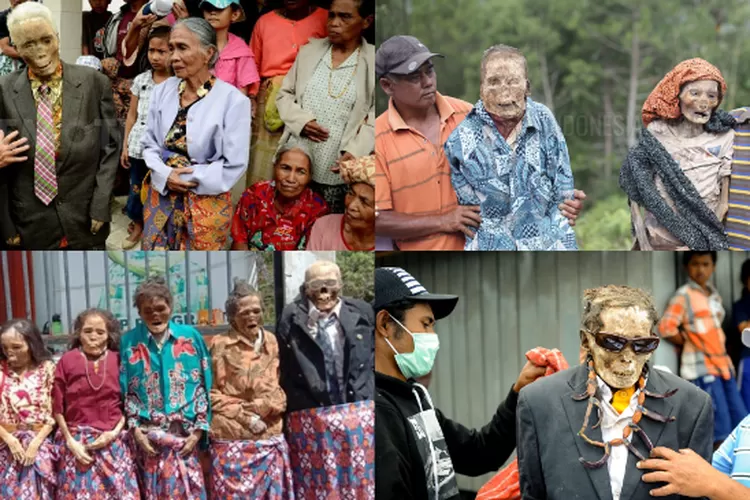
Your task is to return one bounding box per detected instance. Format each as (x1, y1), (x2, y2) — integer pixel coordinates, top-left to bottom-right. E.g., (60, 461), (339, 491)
(683, 251), (717, 267)
(376, 299), (417, 338)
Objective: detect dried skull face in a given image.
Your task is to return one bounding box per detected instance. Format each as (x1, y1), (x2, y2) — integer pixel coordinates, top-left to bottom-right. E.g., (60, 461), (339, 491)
(480, 54), (529, 121)
(679, 79), (720, 125)
(305, 263), (342, 313)
(582, 306), (655, 389)
(13, 18), (60, 78)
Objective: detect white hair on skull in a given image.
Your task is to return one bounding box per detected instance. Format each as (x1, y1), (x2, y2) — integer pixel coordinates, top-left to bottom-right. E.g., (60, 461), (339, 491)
(8, 2), (57, 42)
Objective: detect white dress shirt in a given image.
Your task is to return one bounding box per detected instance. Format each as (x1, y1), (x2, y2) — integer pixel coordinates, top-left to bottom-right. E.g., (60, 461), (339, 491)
(308, 300), (345, 389)
(596, 376), (644, 500)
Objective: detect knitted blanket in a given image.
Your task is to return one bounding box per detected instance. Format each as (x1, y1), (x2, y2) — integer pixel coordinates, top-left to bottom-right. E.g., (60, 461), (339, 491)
(619, 110), (734, 250)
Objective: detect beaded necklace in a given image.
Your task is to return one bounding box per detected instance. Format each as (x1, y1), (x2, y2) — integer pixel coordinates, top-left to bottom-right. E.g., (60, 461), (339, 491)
(575, 358), (678, 469)
(80, 349), (108, 391)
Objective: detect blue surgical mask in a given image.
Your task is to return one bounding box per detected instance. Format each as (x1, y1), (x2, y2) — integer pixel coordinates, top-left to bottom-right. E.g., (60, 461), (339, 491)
(384, 315), (440, 379)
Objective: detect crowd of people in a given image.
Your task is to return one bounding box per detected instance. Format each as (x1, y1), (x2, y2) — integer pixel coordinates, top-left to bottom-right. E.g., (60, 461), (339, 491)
(374, 256), (750, 500)
(0, 260), (374, 498)
(0, 0), (375, 251)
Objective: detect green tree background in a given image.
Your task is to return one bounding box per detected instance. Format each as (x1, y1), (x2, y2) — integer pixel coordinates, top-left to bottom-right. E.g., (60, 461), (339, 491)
(376, 0), (750, 249)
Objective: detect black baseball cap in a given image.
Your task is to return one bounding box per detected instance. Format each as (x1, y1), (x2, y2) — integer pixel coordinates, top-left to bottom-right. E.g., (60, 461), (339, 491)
(375, 35), (443, 78)
(374, 267), (458, 321)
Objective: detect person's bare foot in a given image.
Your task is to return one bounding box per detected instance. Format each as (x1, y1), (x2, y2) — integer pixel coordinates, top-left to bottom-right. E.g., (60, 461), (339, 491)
(123, 222), (143, 249)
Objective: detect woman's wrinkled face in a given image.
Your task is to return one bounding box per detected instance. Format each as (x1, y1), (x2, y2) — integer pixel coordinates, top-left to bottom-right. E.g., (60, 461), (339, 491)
(79, 314), (109, 357)
(679, 80), (720, 125)
(583, 306), (655, 389)
(480, 54), (529, 121)
(344, 183), (375, 232)
(233, 295), (263, 338)
(327, 0), (369, 46)
(169, 26), (213, 79)
(1, 329), (31, 370)
(139, 297), (172, 335)
(274, 150), (312, 200)
(14, 19), (60, 78)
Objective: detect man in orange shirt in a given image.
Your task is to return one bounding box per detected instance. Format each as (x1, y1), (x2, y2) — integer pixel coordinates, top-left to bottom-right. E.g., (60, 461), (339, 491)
(375, 35), (585, 251)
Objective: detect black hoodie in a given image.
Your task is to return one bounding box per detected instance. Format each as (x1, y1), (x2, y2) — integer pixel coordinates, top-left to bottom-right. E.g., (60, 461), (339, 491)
(375, 372), (519, 500)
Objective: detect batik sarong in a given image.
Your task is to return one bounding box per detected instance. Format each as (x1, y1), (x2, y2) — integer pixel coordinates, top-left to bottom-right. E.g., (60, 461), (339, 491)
(136, 430), (207, 500)
(142, 186), (232, 251)
(0, 430), (56, 500)
(55, 427), (139, 500)
(285, 400), (375, 500)
(210, 434), (293, 499)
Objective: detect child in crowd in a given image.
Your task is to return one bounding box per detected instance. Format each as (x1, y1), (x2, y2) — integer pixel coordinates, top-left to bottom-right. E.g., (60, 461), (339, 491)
(82, 0), (112, 59)
(120, 26), (172, 250)
(658, 251), (749, 447)
(201, 0), (260, 97)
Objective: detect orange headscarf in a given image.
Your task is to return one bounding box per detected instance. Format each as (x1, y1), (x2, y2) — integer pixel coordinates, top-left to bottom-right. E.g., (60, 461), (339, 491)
(641, 58), (726, 127)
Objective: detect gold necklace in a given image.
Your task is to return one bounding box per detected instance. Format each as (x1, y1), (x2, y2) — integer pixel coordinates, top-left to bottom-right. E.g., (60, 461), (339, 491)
(328, 48), (360, 100)
(80, 349), (108, 391)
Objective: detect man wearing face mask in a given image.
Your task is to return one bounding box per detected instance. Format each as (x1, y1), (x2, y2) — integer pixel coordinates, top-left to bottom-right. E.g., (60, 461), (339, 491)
(374, 266), (546, 500)
(517, 285), (713, 500)
(443, 44), (578, 251)
(0, 2), (120, 250)
(375, 36), (585, 252)
(276, 259), (375, 498)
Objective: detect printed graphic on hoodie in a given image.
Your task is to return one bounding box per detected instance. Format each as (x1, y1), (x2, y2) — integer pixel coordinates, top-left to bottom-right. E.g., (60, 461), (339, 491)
(407, 408), (460, 500)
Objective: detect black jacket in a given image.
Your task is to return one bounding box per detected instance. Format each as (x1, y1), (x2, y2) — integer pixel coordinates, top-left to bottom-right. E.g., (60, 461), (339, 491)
(375, 372), (519, 500)
(276, 297), (374, 413)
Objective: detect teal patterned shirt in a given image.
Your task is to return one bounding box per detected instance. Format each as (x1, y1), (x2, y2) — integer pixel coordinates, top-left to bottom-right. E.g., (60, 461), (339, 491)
(120, 322), (213, 434)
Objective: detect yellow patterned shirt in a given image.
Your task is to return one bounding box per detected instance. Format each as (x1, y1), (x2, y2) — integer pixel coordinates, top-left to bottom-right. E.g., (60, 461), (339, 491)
(28, 63), (63, 156)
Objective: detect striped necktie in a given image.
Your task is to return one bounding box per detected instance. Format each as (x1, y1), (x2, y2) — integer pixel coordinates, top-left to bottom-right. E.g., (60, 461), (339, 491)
(34, 84), (57, 205)
(316, 315), (343, 404)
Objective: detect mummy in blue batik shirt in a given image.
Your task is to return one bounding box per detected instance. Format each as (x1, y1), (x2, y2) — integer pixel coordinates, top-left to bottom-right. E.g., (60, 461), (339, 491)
(444, 47), (578, 251)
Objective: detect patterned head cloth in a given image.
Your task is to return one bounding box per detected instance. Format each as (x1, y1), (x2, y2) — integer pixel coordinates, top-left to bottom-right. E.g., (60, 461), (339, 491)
(339, 155), (375, 187)
(641, 58), (726, 127)
(75, 55), (103, 72)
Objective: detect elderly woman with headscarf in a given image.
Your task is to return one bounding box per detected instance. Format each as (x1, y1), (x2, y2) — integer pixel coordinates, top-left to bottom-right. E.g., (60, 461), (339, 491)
(0, 319), (56, 499)
(120, 276), (212, 499)
(141, 18), (251, 251)
(231, 142), (329, 250)
(53, 309), (139, 499)
(275, 0), (375, 214)
(208, 279), (293, 498)
(620, 58), (735, 251)
(307, 154), (374, 250)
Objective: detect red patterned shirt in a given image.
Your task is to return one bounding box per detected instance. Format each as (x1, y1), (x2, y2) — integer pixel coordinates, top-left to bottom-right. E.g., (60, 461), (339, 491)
(231, 180), (329, 250)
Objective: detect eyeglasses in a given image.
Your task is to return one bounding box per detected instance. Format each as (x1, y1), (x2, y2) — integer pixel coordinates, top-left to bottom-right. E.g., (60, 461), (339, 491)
(307, 279), (340, 291)
(591, 331), (660, 354)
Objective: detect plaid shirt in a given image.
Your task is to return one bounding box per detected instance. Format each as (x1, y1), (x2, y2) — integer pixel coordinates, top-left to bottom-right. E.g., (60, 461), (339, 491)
(657, 280), (734, 380)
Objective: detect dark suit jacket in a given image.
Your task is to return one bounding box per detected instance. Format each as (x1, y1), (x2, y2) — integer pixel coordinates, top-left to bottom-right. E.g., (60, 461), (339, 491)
(0, 62), (120, 249)
(276, 296), (374, 413)
(517, 364), (713, 500)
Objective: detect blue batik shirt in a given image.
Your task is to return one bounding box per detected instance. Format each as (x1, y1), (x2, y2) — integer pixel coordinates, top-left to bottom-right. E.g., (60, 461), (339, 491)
(713, 414), (750, 487)
(444, 98), (578, 250)
(120, 322), (213, 435)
